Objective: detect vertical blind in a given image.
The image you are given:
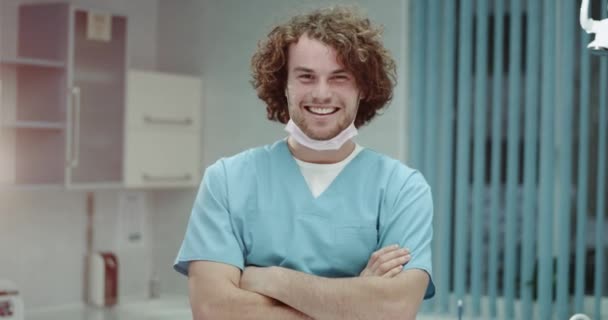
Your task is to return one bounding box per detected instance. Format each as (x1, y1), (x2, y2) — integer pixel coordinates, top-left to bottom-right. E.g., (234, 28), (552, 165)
(408, 0), (608, 319)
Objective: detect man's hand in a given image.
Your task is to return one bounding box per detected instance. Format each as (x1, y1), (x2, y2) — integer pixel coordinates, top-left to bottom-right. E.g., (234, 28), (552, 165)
(360, 244), (411, 277)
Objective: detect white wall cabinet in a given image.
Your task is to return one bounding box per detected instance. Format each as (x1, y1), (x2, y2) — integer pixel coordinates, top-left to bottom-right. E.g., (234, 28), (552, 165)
(0, 3), (201, 189)
(124, 71), (202, 188)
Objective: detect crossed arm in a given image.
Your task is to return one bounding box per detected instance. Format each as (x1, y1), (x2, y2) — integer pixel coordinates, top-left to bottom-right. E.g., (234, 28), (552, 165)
(188, 246), (428, 320)
(188, 261), (312, 320)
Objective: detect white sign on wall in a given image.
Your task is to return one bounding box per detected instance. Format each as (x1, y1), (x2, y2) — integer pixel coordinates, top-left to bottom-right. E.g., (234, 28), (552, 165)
(87, 11), (112, 42)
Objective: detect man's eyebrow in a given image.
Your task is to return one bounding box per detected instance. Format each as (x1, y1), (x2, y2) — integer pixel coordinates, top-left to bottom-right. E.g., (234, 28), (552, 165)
(293, 67), (314, 73)
(330, 69), (350, 75)
(292, 67), (350, 74)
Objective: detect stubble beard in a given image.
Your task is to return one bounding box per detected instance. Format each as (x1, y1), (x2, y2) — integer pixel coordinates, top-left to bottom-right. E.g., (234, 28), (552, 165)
(291, 110), (353, 141)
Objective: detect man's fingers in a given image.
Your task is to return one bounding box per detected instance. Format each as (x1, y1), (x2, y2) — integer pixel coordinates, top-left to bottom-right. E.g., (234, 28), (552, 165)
(368, 244), (400, 266)
(382, 265), (404, 278)
(377, 253), (410, 274)
(361, 245), (412, 277)
(370, 248), (410, 270)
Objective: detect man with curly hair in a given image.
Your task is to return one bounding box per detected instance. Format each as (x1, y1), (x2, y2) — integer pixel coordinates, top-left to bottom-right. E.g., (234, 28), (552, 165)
(175, 6), (434, 319)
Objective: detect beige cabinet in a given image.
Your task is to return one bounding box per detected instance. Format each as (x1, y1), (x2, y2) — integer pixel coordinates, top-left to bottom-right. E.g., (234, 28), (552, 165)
(124, 71), (202, 188)
(126, 71), (201, 131)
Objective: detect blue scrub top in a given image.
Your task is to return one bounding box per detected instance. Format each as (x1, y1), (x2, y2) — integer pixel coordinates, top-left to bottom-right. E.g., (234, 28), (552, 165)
(174, 140), (435, 299)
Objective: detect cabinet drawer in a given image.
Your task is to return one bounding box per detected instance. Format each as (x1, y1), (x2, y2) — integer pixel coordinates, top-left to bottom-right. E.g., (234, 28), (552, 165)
(124, 130), (200, 188)
(127, 71), (201, 131)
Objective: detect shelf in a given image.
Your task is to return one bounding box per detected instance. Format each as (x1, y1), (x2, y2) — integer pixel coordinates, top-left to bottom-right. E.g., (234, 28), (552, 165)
(0, 183), (65, 191)
(2, 121), (65, 130)
(0, 57), (66, 68)
(0, 181), (127, 191)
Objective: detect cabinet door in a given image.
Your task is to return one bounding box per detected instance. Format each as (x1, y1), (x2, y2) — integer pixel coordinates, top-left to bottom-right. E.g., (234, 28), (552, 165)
(67, 9), (127, 186)
(124, 130), (200, 188)
(126, 71), (201, 132)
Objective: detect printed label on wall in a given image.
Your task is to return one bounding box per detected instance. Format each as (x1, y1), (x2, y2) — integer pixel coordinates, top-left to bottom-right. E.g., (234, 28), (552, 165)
(87, 11), (112, 42)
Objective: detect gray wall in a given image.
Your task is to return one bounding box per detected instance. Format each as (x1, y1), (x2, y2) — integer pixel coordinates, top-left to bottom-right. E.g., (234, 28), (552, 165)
(153, 0), (410, 295)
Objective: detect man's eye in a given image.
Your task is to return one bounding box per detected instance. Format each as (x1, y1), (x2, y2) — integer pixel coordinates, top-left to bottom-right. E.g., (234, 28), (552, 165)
(333, 75), (350, 81)
(298, 74), (313, 80)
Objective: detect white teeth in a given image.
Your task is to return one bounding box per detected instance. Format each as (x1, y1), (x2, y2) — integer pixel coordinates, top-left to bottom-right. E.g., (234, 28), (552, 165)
(307, 107), (337, 115)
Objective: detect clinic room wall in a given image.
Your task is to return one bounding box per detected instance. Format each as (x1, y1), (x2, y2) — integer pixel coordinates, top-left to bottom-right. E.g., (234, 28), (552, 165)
(0, 0), (160, 309)
(153, 0), (411, 295)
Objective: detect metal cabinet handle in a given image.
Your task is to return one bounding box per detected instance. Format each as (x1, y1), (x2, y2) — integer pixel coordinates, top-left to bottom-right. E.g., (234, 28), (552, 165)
(142, 173), (192, 182)
(71, 87), (81, 168)
(143, 115), (192, 126)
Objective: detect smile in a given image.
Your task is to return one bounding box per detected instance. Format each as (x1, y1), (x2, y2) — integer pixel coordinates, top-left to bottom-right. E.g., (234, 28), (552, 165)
(304, 106), (339, 115)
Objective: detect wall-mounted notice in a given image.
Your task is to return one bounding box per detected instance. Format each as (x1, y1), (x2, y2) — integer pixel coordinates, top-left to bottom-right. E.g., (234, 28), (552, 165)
(87, 11), (112, 42)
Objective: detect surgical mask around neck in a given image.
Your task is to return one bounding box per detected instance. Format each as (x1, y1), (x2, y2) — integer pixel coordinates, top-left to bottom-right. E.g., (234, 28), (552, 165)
(284, 119), (358, 151)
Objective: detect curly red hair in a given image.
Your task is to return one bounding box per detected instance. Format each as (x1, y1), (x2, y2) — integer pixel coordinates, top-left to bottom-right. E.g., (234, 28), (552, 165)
(250, 6), (397, 128)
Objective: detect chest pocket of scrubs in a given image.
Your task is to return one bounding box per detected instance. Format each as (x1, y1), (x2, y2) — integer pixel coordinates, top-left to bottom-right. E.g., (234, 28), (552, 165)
(291, 214), (377, 277)
(332, 225), (378, 276)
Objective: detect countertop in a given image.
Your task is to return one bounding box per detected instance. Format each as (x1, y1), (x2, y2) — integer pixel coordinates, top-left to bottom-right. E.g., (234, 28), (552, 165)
(26, 295), (191, 320)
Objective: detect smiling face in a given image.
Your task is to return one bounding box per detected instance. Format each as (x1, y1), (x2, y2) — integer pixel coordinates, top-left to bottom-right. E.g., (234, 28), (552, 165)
(285, 34), (361, 141)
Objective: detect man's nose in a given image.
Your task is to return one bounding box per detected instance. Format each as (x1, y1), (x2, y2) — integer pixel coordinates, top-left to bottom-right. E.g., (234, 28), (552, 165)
(311, 80), (332, 103)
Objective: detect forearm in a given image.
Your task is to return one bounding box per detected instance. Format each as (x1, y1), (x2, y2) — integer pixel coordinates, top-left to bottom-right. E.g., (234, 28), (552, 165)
(192, 285), (312, 320)
(259, 267), (412, 320)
